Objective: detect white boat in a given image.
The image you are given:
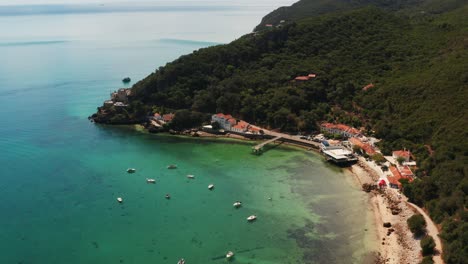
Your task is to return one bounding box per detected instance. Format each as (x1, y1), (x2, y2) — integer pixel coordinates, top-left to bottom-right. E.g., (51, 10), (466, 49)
(187, 174), (195, 179)
(117, 197), (123, 203)
(177, 259), (185, 264)
(247, 215), (257, 222)
(167, 164), (177, 169)
(226, 251), (234, 259)
(146, 178), (156, 184)
(165, 194), (171, 199)
(127, 168), (136, 173)
(233, 201), (242, 208)
(208, 184), (214, 190)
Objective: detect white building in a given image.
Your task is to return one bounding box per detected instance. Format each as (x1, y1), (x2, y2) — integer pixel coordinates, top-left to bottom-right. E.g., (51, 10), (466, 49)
(211, 113), (237, 131)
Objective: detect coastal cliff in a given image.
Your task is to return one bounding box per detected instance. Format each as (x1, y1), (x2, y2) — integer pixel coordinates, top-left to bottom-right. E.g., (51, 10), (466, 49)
(92, 1), (468, 262)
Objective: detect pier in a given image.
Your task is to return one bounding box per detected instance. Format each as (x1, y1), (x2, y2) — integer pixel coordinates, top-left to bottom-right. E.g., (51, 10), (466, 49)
(252, 136), (282, 154)
(251, 130), (321, 154)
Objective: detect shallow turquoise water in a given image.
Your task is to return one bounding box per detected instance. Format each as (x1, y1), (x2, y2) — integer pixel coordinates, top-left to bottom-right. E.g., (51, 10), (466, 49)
(0, 3), (375, 264)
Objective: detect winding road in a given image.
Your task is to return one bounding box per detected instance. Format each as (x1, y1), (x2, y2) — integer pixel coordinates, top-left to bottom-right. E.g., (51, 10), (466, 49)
(407, 202), (444, 264)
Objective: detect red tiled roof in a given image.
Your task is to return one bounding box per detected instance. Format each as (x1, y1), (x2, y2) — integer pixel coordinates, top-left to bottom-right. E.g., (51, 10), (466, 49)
(388, 166), (403, 187)
(393, 150), (410, 158)
(233, 120), (249, 130)
(388, 166), (414, 188)
(295, 76), (309, 81)
(308, 73), (316, 78)
(362, 83), (375, 91)
(349, 137), (376, 155)
(227, 118), (237, 125)
(265, 24), (273, 27)
(321, 123), (360, 136)
(215, 113), (233, 119)
(153, 113), (161, 118)
(163, 113), (175, 122)
(400, 166), (414, 177)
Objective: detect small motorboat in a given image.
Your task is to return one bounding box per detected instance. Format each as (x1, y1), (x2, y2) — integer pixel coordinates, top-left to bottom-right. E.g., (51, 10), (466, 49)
(226, 251), (234, 259)
(146, 178), (156, 184)
(187, 174), (195, 179)
(165, 194), (171, 199)
(127, 168), (136, 173)
(167, 164), (177, 169)
(247, 215), (257, 222)
(117, 197), (123, 203)
(233, 201), (242, 208)
(208, 184), (214, 190)
(177, 259), (185, 264)
(122, 77), (131, 83)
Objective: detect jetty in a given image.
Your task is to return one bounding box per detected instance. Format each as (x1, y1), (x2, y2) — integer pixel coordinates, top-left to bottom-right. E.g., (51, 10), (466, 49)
(252, 136), (282, 153)
(252, 130), (320, 154)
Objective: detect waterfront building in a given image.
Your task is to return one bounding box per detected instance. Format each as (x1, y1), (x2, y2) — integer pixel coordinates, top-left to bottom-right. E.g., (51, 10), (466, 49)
(349, 137), (376, 155)
(320, 123), (360, 138)
(212, 113), (237, 131)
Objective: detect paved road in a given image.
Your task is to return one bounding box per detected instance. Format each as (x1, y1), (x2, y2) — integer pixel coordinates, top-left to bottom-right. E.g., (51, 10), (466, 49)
(408, 202), (444, 264)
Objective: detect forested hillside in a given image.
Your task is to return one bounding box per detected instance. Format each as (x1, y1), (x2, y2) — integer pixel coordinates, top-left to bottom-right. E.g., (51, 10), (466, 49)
(93, 1), (467, 262)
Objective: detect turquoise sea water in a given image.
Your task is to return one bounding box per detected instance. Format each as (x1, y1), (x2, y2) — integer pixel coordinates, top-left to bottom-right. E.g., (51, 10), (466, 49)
(0, 3), (376, 264)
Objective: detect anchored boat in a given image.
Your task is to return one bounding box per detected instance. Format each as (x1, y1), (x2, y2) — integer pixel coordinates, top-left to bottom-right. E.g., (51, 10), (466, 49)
(117, 197), (123, 203)
(146, 178), (156, 184)
(187, 174), (195, 179)
(233, 201), (242, 208)
(247, 215), (257, 222)
(167, 164), (177, 169)
(208, 184), (214, 190)
(127, 168), (136, 173)
(226, 251), (234, 259)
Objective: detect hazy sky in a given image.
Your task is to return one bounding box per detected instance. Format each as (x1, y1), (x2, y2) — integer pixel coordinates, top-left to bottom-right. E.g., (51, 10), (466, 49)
(0, 0), (297, 6)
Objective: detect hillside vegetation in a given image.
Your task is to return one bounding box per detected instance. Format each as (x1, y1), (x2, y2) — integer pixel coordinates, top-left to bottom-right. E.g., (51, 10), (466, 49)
(94, 1), (468, 262)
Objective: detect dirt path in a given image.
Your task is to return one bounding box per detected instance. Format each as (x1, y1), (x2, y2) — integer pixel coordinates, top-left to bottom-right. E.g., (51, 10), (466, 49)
(407, 202), (444, 264)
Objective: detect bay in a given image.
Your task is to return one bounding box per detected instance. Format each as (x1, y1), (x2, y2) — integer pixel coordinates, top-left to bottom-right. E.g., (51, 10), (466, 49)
(0, 3), (376, 263)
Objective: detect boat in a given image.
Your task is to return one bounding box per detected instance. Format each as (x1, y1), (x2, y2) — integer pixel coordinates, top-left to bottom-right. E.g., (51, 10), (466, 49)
(167, 164), (177, 169)
(117, 197), (123, 203)
(146, 178), (156, 184)
(165, 194), (171, 199)
(122, 77), (131, 83)
(127, 168), (136, 173)
(247, 215), (257, 222)
(177, 259), (185, 264)
(187, 175), (195, 179)
(226, 251), (234, 259)
(233, 201), (242, 208)
(208, 184), (214, 190)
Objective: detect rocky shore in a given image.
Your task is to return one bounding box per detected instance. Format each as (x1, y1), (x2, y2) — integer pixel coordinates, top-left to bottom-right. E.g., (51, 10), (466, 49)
(350, 160), (422, 264)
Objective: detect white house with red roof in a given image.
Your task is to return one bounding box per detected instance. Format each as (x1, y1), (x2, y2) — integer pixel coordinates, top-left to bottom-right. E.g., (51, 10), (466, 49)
(231, 120), (249, 133)
(320, 123), (361, 138)
(392, 150), (411, 162)
(212, 113), (237, 131)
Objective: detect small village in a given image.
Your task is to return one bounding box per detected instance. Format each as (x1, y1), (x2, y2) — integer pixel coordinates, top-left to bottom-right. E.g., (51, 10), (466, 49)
(97, 86), (418, 193)
(151, 110), (417, 192)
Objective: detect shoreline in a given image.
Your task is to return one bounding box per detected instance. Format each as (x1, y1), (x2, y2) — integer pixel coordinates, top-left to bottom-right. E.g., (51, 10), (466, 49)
(130, 125), (425, 263)
(349, 159), (422, 264)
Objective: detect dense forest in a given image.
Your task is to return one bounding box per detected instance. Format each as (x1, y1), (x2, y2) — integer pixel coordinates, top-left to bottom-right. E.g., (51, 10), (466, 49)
(93, 0), (467, 262)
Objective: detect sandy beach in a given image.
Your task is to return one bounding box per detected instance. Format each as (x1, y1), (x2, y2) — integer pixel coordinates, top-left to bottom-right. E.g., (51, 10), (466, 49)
(350, 159), (425, 264)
